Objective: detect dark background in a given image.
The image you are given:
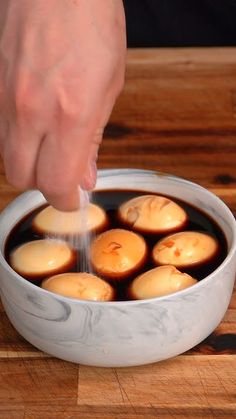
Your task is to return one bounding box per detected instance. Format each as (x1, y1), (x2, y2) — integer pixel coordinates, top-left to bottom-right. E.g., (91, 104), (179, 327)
(123, 0), (236, 47)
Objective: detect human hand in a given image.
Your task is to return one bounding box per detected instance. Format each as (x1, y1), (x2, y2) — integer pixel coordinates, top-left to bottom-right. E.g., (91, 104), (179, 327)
(0, 0), (126, 210)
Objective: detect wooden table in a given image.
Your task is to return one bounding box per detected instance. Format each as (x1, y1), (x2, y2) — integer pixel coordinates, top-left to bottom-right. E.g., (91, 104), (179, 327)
(0, 48), (236, 418)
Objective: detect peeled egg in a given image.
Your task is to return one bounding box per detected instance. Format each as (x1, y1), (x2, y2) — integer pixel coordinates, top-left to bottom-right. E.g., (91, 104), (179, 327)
(129, 265), (197, 299)
(118, 194), (187, 233)
(152, 231), (219, 268)
(32, 204), (108, 235)
(42, 272), (115, 301)
(10, 239), (75, 278)
(90, 228), (147, 280)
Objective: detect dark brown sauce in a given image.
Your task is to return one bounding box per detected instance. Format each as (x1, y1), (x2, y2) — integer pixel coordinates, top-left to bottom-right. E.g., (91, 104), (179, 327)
(4, 190), (228, 301)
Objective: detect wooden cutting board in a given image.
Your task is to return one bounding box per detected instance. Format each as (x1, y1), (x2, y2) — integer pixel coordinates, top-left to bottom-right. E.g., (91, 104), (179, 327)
(0, 47), (236, 418)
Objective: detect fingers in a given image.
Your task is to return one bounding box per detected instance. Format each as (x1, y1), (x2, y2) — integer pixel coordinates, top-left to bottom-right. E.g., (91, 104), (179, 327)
(0, 117), (9, 157)
(3, 123), (42, 190)
(0, 0), (126, 211)
(79, 85), (121, 192)
(81, 127), (103, 190)
(1, 87), (118, 210)
(36, 126), (93, 211)
(80, 160), (97, 192)
(41, 187), (80, 212)
(36, 122), (106, 211)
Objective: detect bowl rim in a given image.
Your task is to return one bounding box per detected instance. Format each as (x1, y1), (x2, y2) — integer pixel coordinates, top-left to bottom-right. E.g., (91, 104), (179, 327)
(0, 168), (235, 306)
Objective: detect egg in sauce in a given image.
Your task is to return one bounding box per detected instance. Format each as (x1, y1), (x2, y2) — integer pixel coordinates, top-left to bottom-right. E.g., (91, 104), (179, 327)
(5, 190), (227, 300)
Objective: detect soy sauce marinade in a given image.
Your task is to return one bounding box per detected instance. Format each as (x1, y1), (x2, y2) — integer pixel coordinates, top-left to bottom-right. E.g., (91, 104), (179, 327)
(5, 190), (228, 301)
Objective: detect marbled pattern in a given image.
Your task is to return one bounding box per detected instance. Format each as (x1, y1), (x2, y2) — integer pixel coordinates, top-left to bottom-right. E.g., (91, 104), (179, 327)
(0, 169), (235, 367)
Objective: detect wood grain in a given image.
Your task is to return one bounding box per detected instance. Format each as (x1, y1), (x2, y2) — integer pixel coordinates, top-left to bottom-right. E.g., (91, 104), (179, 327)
(100, 48), (236, 190)
(0, 48), (236, 418)
(0, 356), (235, 418)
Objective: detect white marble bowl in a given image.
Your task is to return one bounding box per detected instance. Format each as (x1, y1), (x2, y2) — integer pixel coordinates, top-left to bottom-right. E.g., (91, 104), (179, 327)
(0, 169), (235, 367)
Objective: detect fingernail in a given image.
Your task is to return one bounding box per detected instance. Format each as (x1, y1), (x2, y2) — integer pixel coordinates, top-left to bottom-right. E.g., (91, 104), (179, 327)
(81, 161), (97, 191)
(88, 160), (97, 189)
(44, 191), (80, 212)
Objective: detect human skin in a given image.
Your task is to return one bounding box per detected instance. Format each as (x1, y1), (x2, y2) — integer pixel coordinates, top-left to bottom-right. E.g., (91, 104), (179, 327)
(0, 0), (126, 210)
